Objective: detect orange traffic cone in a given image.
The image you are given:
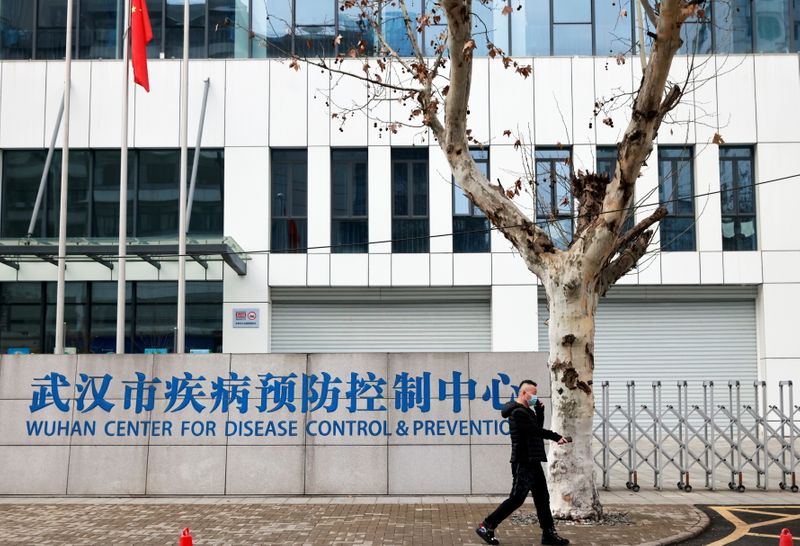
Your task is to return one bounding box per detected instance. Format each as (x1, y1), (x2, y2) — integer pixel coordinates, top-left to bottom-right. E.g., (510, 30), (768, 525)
(779, 528), (793, 546)
(179, 528), (193, 546)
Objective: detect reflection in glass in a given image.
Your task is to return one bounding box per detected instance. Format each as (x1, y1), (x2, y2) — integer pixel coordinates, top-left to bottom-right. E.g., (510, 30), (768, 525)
(719, 146), (756, 251)
(658, 147), (695, 251)
(535, 148), (573, 249)
(331, 149), (368, 253)
(294, 0), (335, 57)
(0, 2), (34, 59)
(79, 0), (120, 59)
(513, 0), (549, 55)
(553, 23), (593, 55)
(209, 0), (251, 58)
(383, 0), (422, 57)
(392, 148), (429, 253)
(715, 0), (753, 53)
(453, 149), (490, 253)
(36, 0), (76, 59)
(165, 0), (206, 59)
(595, 0), (633, 56)
(137, 150), (180, 237)
(271, 149), (308, 253)
(755, 0), (788, 52)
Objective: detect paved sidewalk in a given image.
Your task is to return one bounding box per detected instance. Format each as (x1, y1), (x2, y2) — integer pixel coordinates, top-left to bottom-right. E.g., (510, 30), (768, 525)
(0, 500), (705, 545)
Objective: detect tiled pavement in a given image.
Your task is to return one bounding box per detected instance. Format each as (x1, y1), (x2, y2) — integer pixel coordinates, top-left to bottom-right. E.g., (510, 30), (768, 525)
(0, 490), (795, 545)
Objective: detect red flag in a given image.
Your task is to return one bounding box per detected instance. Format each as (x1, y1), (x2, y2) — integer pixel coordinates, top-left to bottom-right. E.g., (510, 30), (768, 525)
(130, 0), (153, 92)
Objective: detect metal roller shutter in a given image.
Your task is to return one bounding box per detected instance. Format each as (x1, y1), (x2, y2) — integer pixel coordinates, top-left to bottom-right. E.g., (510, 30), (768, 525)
(271, 287), (491, 352)
(537, 286), (758, 403)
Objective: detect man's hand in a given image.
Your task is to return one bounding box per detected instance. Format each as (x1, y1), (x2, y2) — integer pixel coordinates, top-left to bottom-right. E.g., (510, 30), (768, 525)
(535, 400), (544, 410)
(557, 437), (569, 445)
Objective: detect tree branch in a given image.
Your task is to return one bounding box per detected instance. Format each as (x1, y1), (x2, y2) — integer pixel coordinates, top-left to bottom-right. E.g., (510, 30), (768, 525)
(597, 229), (656, 296)
(613, 205), (667, 254)
(640, 0), (658, 26)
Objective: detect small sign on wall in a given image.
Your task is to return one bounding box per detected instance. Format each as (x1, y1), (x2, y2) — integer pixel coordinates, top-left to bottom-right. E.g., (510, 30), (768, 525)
(232, 308), (260, 328)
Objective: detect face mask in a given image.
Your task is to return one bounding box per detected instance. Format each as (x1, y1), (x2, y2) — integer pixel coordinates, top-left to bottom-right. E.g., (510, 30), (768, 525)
(527, 395), (538, 407)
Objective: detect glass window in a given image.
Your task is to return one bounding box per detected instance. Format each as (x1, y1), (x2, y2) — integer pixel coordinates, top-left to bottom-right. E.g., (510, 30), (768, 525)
(255, 0), (292, 57)
(185, 281), (222, 352)
(1, 150), (49, 238)
(453, 149), (490, 253)
(133, 282), (176, 352)
(719, 146), (756, 251)
(0, 283), (44, 354)
(91, 150), (134, 238)
(471, 0), (503, 55)
(89, 281), (132, 354)
(271, 149), (308, 253)
(382, 0), (422, 56)
(137, 150), (180, 238)
(755, 0), (789, 52)
(594, 0), (633, 56)
(338, 0), (377, 56)
(331, 149), (368, 254)
(658, 147), (695, 252)
(0, 2), (34, 59)
(715, 0), (753, 53)
(795, 0), (800, 51)
(36, 0), (77, 59)
(294, 0), (335, 57)
(188, 149), (224, 236)
(553, 0), (593, 55)
(165, 0), (206, 59)
(208, 0), (250, 58)
(392, 148), (429, 253)
(513, 0), (549, 55)
(45, 150), (91, 238)
(596, 146), (634, 233)
(146, 0), (164, 59)
(678, 5), (713, 55)
(44, 282), (89, 353)
(79, 0), (121, 59)
(535, 148), (573, 250)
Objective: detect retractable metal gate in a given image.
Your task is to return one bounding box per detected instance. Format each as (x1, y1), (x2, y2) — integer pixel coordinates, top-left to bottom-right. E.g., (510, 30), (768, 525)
(593, 380), (799, 493)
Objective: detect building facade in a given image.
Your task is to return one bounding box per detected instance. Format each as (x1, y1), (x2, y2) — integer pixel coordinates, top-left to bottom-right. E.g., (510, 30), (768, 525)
(0, 0), (799, 402)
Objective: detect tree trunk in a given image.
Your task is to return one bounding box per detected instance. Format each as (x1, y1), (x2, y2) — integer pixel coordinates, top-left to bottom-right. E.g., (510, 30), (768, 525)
(543, 274), (602, 520)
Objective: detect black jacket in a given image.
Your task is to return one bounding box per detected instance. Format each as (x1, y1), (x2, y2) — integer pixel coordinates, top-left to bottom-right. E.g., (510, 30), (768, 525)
(501, 401), (562, 463)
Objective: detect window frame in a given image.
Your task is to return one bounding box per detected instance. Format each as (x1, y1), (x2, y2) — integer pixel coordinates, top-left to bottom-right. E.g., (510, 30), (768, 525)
(391, 147), (430, 254)
(330, 148), (369, 254)
(270, 148), (308, 254)
(534, 146), (574, 250)
(452, 148), (490, 253)
(658, 146), (696, 252)
(719, 145), (757, 251)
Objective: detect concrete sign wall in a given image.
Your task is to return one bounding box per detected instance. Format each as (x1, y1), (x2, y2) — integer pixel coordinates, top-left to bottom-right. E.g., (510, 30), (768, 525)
(0, 352), (550, 496)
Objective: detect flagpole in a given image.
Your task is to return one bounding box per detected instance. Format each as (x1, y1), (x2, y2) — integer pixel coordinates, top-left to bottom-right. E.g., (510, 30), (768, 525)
(117, 0), (132, 354)
(177, 0), (189, 353)
(54, 0), (75, 354)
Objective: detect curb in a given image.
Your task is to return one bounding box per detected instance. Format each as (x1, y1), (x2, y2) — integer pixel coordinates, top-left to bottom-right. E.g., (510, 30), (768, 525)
(638, 505), (711, 546)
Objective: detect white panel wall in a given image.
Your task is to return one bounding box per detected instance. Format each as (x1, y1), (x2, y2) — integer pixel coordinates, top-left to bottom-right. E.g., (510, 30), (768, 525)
(188, 61), (226, 148)
(571, 58), (595, 145)
(428, 145), (452, 253)
(593, 57), (633, 146)
(368, 146), (392, 253)
(224, 60), (268, 147)
(307, 146), (331, 254)
(388, 62), (428, 146)
(307, 64), (330, 147)
(694, 145), (722, 251)
(534, 58), (572, 145)
(46, 61), (91, 148)
(654, 56), (695, 145)
(754, 56), (800, 142)
(692, 55), (719, 144)
(90, 61), (135, 147)
(715, 56), (756, 144)
(488, 144), (533, 253)
(488, 57), (534, 143)
(269, 61), (307, 146)
(0, 62), (47, 148)
(491, 285), (538, 351)
(467, 58), (490, 143)
(222, 147), (270, 352)
(329, 60), (367, 147)
(756, 143), (800, 251)
(134, 60), (180, 147)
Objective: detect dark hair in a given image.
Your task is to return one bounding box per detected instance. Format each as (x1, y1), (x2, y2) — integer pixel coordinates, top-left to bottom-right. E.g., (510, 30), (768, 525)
(519, 380), (537, 389)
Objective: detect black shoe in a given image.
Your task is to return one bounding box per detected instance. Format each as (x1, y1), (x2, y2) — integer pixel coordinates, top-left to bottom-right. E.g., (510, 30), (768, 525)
(475, 522), (500, 545)
(541, 528), (569, 545)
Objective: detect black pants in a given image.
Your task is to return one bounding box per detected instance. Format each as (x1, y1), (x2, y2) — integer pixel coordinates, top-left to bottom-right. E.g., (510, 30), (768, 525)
(484, 461), (554, 531)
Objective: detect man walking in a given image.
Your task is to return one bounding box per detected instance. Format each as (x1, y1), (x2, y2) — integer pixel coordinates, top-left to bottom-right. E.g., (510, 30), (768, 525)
(475, 380), (570, 545)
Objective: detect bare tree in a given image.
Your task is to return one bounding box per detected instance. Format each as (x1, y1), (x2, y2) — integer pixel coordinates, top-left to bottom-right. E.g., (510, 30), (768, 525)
(243, 0), (706, 519)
